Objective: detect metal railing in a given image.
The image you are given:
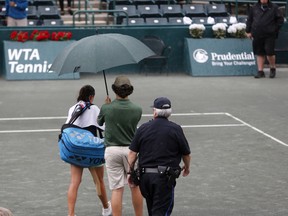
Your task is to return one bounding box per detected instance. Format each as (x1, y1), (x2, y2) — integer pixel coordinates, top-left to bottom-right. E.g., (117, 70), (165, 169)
(72, 10), (129, 26)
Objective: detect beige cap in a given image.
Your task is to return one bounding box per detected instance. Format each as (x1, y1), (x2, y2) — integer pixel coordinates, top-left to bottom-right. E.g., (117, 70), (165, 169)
(113, 75), (131, 87)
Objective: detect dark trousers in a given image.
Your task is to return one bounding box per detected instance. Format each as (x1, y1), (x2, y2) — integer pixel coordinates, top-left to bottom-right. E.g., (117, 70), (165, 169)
(140, 173), (175, 216)
(59, 0), (72, 11)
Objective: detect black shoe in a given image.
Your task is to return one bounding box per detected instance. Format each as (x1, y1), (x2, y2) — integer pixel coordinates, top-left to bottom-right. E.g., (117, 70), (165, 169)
(68, 9), (74, 15)
(254, 71), (265, 78)
(269, 68), (276, 78)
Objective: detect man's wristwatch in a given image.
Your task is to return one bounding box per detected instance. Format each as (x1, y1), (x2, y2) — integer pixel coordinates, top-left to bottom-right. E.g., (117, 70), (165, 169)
(14, 4), (17, 7)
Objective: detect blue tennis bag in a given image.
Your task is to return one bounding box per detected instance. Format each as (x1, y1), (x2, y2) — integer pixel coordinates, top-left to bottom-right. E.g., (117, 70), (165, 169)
(58, 124), (105, 168)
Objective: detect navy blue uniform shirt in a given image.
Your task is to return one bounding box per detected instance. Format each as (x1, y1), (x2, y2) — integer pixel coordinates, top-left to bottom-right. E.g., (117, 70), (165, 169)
(130, 117), (191, 169)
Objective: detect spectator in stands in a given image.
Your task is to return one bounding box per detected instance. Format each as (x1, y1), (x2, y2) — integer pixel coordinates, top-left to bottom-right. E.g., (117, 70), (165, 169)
(0, 207), (14, 216)
(5, 0), (28, 26)
(59, 0), (73, 15)
(246, 0), (284, 78)
(97, 75), (143, 216)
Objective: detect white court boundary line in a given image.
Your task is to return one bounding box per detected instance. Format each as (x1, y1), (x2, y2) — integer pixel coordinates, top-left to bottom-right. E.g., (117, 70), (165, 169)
(0, 112), (287, 147)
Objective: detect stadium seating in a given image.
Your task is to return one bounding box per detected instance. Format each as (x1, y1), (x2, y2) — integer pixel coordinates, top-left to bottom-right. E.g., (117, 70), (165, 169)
(215, 16), (234, 24)
(115, 5), (139, 24)
(154, 0), (177, 5)
(38, 5), (61, 19)
(0, 7), (5, 20)
(42, 19), (64, 25)
(182, 4), (207, 17)
(0, 0), (64, 26)
(133, 0), (156, 5)
(191, 17), (209, 24)
(109, 0), (234, 26)
(138, 4), (162, 18)
(206, 3), (229, 17)
(237, 15), (248, 23)
(160, 4), (183, 18)
(33, 0), (55, 6)
(27, 19), (40, 26)
(27, 5), (38, 20)
(145, 17), (168, 24)
(168, 17), (186, 25)
(122, 17), (145, 25)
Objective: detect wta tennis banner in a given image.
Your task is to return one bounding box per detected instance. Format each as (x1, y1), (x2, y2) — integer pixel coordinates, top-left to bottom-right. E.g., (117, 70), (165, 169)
(3, 41), (80, 80)
(184, 38), (256, 76)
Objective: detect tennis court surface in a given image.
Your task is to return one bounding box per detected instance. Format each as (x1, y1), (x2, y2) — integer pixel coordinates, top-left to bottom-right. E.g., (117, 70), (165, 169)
(1, 70), (288, 216)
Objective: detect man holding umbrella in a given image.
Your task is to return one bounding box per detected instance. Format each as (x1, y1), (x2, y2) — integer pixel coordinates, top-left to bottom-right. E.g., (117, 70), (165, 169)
(97, 75), (143, 216)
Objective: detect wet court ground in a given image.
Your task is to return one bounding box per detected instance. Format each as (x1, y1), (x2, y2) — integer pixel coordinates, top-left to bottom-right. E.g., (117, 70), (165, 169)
(1, 70), (288, 216)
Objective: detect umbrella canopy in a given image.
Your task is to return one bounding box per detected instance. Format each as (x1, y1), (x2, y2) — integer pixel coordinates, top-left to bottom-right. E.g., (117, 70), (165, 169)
(49, 33), (155, 75)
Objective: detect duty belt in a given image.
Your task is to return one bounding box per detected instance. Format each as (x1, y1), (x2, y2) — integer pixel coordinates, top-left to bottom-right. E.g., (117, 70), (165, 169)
(141, 167), (161, 174)
(141, 166), (169, 175)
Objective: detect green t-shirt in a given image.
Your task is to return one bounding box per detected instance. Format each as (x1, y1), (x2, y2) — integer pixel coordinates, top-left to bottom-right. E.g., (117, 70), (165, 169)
(97, 99), (142, 147)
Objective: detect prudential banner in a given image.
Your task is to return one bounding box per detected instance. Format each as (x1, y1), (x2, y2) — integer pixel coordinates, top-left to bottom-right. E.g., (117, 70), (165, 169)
(184, 38), (256, 76)
(4, 41), (79, 80)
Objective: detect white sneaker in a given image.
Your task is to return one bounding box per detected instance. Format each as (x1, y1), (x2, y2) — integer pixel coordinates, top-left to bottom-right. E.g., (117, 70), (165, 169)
(102, 201), (112, 216)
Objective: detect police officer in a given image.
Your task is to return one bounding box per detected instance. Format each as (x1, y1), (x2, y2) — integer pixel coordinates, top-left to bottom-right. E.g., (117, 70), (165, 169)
(128, 97), (191, 216)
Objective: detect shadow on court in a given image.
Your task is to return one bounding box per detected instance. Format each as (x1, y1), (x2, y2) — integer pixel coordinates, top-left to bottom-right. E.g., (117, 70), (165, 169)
(1, 69), (288, 216)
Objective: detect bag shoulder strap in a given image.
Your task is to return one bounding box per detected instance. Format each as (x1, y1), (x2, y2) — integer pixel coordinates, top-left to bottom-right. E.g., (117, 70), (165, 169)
(68, 101), (91, 124)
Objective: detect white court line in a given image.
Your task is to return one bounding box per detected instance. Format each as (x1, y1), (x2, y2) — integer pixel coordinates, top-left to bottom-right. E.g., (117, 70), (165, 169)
(0, 129), (60, 133)
(225, 113), (288, 147)
(0, 124), (246, 134)
(0, 112), (226, 121)
(182, 124), (245, 128)
(0, 112), (287, 147)
(0, 116), (67, 121)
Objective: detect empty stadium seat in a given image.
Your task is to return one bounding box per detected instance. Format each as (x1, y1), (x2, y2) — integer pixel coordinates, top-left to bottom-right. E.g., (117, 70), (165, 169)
(145, 17), (168, 24)
(26, 5), (38, 20)
(138, 5), (162, 18)
(206, 4), (228, 17)
(33, 0), (55, 6)
(0, 7), (6, 20)
(182, 4), (207, 17)
(133, 0), (155, 5)
(160, 4), (183, 18)
(38, 5), (61, 19)
(122, 17), (146, 25)
(115, 5), (139, 24)
(0, 19), (5, 26)
(114, 0), (133, 4)
(107, 0), (133, 10)
(115, 5), (139, 17)
(42, 19), (63, 26)
(27, 19), (40, 26)
(168, 17), (186, 25)
(191, 17), (209, 24)
(237, 15), (248, 23)
(154, 0), (176, 5)
(215, 16), (234, 24)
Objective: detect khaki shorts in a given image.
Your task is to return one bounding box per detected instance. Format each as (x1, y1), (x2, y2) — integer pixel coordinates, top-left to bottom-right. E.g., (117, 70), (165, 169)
(105, 146), (130, 190)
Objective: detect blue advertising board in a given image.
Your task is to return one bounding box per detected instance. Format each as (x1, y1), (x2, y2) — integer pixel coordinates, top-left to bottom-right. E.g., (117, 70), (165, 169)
(4, 41), (80, 80)
(184, 38), (257, 76)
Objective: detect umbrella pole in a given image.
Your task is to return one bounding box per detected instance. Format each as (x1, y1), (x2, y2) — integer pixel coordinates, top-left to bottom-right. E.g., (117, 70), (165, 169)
(103, 70), (109, 96)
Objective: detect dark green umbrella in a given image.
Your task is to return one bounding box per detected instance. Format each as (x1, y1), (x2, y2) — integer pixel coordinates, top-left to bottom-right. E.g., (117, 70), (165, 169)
(49, 33), (155, 95)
